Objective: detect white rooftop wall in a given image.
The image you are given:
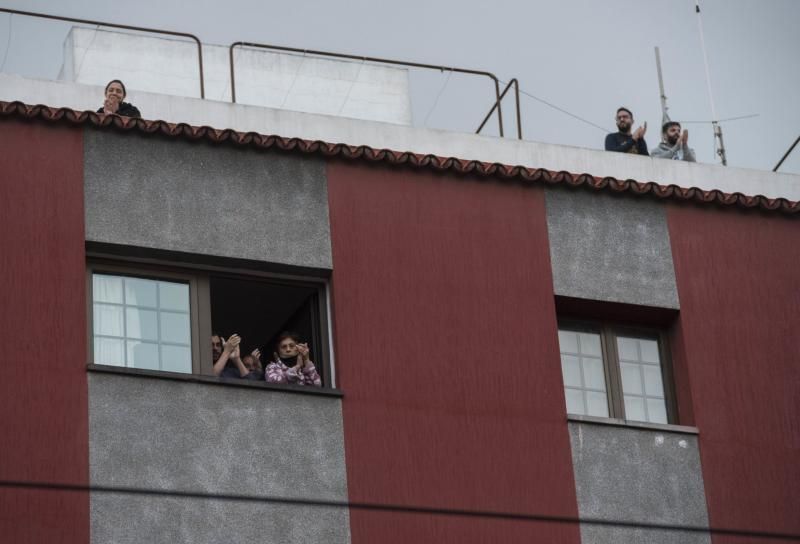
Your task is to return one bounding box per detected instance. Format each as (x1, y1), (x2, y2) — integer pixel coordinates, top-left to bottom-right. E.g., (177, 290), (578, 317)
(2, 73), (798, 202)
(57, 27), (411, 125)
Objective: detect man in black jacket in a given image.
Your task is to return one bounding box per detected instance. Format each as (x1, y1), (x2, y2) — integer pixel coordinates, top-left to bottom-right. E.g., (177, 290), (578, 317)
(604, 107), (648, 155)
(97, 79), (141, 118)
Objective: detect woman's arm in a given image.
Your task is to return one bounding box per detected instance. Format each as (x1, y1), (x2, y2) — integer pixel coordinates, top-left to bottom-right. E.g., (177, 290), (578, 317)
(300, 360), (322, 387)
(212, 334), (240, 376)
(297, 343), (322, 386)
(230, 346), (249, 377)
(265, 360), (289, 384)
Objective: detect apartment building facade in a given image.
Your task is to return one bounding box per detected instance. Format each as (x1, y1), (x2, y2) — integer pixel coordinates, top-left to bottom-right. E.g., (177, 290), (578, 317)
(0, 93), (798, 544)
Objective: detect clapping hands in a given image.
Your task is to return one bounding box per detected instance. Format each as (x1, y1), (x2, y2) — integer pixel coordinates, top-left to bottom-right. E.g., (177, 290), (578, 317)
(103, 95), (121, 114)
(633, 122), (647, 141)
(223, 334), (242, 360)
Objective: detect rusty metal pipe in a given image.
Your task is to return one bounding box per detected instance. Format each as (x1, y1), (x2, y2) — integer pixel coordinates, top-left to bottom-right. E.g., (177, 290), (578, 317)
(0, 7), (205, 99)
(229, 43), (237, 104)
(773, 135), (799, 172)
(492, 76), (504, 137)
(513, 79), (522, 140)
(476, 79), (522, 139)
(229, 41), (510, 136)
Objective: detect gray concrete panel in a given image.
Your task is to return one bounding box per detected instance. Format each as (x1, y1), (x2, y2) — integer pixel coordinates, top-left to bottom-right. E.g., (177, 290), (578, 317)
(89, 373), (350, 544)
(568, 421), (710, 544)
(84, 129), (332, 269)
(545, 188), (679, 309)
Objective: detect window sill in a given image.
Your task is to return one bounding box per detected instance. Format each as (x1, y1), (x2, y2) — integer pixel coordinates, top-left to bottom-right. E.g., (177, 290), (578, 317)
(87, 364), (344, 398)
(567, 414), (698, 435)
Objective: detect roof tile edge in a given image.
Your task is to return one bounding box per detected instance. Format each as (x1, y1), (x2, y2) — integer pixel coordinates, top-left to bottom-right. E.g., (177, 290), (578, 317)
(2, 100), (797, 215)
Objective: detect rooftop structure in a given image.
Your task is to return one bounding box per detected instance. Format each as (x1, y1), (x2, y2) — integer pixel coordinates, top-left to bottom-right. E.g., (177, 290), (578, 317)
(0, 19), (798, 544)
(59, 27), (413, 124)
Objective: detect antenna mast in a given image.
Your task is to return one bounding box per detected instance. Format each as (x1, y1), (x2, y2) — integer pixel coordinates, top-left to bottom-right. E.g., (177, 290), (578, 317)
(654, 47), (670, 124)
(695, 0), (727, 165)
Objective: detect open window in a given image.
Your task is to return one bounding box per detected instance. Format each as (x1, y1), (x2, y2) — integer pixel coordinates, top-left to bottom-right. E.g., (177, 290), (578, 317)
(87, 259), (332, 387)
(208, 274), (330, 383)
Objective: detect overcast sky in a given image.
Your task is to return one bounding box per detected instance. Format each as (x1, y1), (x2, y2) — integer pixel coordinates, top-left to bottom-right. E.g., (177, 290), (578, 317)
(1, 0), (798, 174)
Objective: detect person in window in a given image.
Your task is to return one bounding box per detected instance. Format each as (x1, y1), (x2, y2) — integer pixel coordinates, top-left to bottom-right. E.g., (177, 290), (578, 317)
(265, 332), (322, 386)
(97, 79), (141, 118)
(211, 333), (250, 378)
(242, 350), (265, 381)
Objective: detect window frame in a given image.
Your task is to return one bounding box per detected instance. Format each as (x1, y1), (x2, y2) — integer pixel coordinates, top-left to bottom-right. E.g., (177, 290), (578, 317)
(87, 262), (203, 374)
(86, 256), (334, 387)
(558, 318), (678, 425)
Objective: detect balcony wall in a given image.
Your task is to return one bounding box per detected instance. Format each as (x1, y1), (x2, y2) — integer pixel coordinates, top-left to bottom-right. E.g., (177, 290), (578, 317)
(84, 129), (332, 270)
(2, 73), (797, 202)
(89, 372), (350, 544)
(568, 420), (710, 544)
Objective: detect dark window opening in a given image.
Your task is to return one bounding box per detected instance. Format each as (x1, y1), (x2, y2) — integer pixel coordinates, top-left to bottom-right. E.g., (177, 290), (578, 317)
(210, 275), (329, 384)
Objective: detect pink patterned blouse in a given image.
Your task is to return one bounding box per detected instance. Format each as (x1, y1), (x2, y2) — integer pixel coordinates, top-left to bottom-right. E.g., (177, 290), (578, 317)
(265, 359), (322, 387)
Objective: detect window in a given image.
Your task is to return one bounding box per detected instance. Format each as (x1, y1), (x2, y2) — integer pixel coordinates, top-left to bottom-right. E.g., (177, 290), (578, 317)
(92, 273), (194, 373)
(87, 259), (332, 386)
(557, 322), (675, 424)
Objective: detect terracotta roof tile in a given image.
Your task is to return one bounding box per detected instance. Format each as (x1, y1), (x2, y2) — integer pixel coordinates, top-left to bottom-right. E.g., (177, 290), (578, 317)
(2, 100), (797, 215)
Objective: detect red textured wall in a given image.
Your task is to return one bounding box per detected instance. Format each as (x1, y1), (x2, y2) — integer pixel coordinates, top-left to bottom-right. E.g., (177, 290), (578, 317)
(667, 205), (800, 542)
(327, 163), (580, 543)
(0, 120), (88, 543)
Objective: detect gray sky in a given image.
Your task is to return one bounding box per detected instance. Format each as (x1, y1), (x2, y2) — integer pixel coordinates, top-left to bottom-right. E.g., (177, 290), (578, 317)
(1, 0), (798, 174)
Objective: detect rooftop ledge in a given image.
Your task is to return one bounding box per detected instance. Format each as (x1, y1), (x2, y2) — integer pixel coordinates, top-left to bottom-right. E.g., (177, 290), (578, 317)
(2, 73), (798, 210)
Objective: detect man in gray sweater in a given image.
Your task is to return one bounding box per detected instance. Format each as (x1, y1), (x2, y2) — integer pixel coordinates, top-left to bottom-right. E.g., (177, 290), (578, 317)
(651, 121), (696, 162)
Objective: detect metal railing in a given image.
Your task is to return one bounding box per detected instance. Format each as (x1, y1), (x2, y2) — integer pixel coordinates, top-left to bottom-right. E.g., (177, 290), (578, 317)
(229, 42), (522, 139)
(773, 135), (799, 172)
(0, 7), (206, 99)
(1, 8), (523, 138)
(476, 78), (522, 140)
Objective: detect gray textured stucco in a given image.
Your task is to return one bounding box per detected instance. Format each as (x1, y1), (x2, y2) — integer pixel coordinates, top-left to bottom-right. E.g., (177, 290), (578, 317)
(545, 188), (679, 309)
(84, 129), (332, 269)
(89, 373), (350, 544)
(568, 421), (710, 544)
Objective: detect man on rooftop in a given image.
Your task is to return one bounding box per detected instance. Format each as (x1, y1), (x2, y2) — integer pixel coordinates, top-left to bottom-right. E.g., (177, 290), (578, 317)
(605, 107), (648, 156)
(651, 121), (696, 162)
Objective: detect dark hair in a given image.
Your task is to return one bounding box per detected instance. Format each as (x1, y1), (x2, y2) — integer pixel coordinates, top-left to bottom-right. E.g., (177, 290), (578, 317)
(616, 107), (633, 119)
(276, 331), (302, 349)
(104, 79), (127, 98)
(662, 121), (681, 134)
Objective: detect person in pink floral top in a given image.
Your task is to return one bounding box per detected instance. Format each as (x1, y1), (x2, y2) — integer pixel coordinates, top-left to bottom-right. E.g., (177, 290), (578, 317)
(265, 332), (322, 387)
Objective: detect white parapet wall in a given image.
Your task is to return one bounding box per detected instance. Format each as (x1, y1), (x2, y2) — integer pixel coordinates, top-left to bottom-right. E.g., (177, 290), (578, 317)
(57, 27), (412, 125)
(2, 72), (798, 203)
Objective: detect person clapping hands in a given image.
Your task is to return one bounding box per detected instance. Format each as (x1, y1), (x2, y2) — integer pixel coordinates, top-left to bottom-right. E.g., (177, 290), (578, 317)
(265, 332), (321, 386)
(97, 79), (141, 118)
(211, 333), (250, 378)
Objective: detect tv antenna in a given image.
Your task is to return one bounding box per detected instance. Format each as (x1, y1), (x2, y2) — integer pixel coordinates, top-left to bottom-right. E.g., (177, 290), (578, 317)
(654, 3), (759, 166)
(654, 46), (670, 125)
(695, 0), (726, 165)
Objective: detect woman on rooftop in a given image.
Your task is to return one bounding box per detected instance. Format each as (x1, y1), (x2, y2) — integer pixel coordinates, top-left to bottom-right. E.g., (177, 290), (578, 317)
(97, 79), (141, 118)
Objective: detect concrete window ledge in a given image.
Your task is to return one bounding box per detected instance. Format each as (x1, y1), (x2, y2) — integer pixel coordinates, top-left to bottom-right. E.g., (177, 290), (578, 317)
(567, 413), (698, 435)
(87, 363), (344, 398)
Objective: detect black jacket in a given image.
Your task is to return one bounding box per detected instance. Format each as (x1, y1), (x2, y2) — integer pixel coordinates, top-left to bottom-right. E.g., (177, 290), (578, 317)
(604, 132), (649, 156)
(97, 102), (141, 118)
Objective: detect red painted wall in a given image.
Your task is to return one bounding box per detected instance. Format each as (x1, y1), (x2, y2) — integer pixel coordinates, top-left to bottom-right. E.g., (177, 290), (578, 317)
(328, 163), (580, 543)
(0, 120), (88, 543)
(668, 205), (800, 542)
